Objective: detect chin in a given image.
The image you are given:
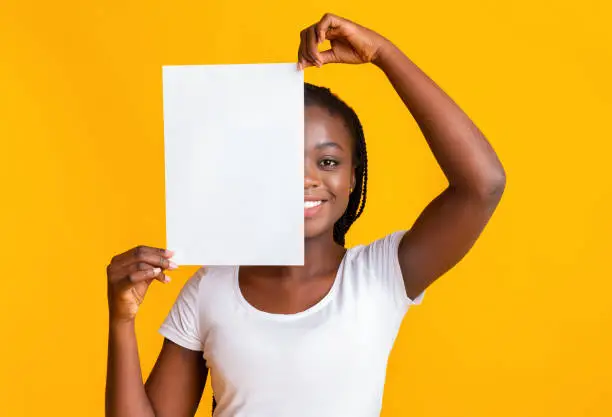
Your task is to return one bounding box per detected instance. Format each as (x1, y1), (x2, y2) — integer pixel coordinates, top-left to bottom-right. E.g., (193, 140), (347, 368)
(304, 219), (333, 240)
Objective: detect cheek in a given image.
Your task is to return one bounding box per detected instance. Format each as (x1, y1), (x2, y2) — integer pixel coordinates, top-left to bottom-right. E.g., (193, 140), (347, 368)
(325, 167), (352, 197)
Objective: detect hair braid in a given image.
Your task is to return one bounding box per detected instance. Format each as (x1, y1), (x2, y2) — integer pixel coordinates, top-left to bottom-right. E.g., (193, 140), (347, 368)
(304, 83), (369, 247)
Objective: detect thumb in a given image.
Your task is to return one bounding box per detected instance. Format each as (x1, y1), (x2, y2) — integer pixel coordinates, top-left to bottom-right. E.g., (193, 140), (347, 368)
(319, 49), (340, 65)
(322, 25), (345, 42)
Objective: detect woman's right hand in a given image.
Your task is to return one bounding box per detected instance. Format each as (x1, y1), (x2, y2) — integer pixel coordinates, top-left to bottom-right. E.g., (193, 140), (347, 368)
(106, 246), (177, 323)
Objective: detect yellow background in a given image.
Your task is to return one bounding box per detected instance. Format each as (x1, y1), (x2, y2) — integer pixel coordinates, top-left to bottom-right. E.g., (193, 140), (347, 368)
(1, 0), (611, 416)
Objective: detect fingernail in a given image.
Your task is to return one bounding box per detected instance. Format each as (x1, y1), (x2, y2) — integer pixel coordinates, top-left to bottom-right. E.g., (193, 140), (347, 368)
(164, 276), (171, 283)
(169, 261), (178, 270)
(165, 249), (175, 257)
(153, 267), (162, 274)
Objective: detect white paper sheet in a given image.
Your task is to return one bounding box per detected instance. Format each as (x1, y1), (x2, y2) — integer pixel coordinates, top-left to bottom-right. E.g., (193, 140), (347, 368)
(162, 63), (304, 266)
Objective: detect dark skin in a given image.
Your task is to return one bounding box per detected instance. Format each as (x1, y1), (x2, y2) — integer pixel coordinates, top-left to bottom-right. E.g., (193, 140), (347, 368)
(105, 13), (505, 417)
(239, 104), (356, 314)
(105, 106), (355, 417)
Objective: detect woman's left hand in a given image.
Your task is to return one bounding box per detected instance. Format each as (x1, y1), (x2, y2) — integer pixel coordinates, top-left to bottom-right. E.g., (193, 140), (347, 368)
(297, 13), (391, 69)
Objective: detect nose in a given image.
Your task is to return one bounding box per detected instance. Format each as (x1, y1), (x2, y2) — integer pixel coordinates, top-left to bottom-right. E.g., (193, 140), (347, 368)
(304, 159), (321, 189)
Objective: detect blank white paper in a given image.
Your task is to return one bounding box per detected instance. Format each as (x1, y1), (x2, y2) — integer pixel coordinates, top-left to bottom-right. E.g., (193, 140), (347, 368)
(162, 63), (304, 266)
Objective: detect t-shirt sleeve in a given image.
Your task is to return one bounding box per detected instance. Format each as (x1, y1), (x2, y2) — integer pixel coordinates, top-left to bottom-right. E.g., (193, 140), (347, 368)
(158, 274), (203, 352)
(360, 230), (425, 313)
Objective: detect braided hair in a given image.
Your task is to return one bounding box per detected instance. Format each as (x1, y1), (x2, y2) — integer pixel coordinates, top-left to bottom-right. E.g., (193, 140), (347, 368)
(304, 83), (369, 247)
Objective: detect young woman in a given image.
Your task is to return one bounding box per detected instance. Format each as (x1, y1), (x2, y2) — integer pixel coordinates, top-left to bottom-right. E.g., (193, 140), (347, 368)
(105, 13), (506, 417)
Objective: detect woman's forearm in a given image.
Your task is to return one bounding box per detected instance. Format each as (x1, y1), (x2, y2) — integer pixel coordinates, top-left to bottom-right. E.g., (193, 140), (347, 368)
(106, 319), (156, 417)
(373, 41), (506, 195)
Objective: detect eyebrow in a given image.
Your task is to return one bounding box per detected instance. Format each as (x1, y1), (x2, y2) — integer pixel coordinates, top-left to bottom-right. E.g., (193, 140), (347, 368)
(314, 142), (344, 151)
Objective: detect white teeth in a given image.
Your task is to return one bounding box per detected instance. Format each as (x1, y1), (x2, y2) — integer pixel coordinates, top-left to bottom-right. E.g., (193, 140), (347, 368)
(304, 200), (322, 209)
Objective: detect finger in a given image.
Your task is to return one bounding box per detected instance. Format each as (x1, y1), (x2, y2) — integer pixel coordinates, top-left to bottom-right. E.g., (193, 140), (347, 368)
(114, 246), (176, 270)
(145, 268), (170, 284)
(111, 245), (174, 265)
(299, 30), (316, 68)
(127, 261), (176, 277)
(298, 44), (315, 70)
(316, 13), (345, 44)
(305, 26), (322, 66)
(306, 26), (322, 67)
(126, 267), (168, 284)
(158, 272), (171, 283)
(138, 267), (171, 284)
(322, 26), (344, 41)
(297, 31), (306, 70)
(108, 255), (176, 284)
(298, 58), (315, 70)
(318, 48), (339, 66)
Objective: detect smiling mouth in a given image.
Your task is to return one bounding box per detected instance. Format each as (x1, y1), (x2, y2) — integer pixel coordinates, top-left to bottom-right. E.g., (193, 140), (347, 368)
(304, 200), (327, 217)
(304, 200), (323, 209)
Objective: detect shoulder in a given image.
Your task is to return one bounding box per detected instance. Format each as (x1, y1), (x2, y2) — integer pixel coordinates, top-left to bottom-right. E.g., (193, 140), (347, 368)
(349, 230), (408, 268)
(159, 266), (237, 350)
(345, 230), (424, 309)
(196, 265), (236, 289)
(172, 266), (234, 306)
(187, 266), (240, 315)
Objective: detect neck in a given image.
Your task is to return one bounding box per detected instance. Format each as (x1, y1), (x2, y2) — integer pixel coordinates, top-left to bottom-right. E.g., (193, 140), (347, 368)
(279, 230), (346, 280)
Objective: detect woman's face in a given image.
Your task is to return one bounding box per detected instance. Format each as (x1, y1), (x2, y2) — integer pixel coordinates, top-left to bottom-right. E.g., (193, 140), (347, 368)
(304, 105), (356, 240)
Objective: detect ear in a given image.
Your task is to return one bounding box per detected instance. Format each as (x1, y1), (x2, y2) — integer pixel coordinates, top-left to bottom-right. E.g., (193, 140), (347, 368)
(351, 169), (356, 191)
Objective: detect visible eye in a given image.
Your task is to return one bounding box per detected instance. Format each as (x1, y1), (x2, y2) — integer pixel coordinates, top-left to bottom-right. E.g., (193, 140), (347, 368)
(319, 158), (339, 169)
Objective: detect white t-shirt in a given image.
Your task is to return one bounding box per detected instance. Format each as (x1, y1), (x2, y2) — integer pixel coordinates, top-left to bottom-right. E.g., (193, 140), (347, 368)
(159, 230), (425, 417)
